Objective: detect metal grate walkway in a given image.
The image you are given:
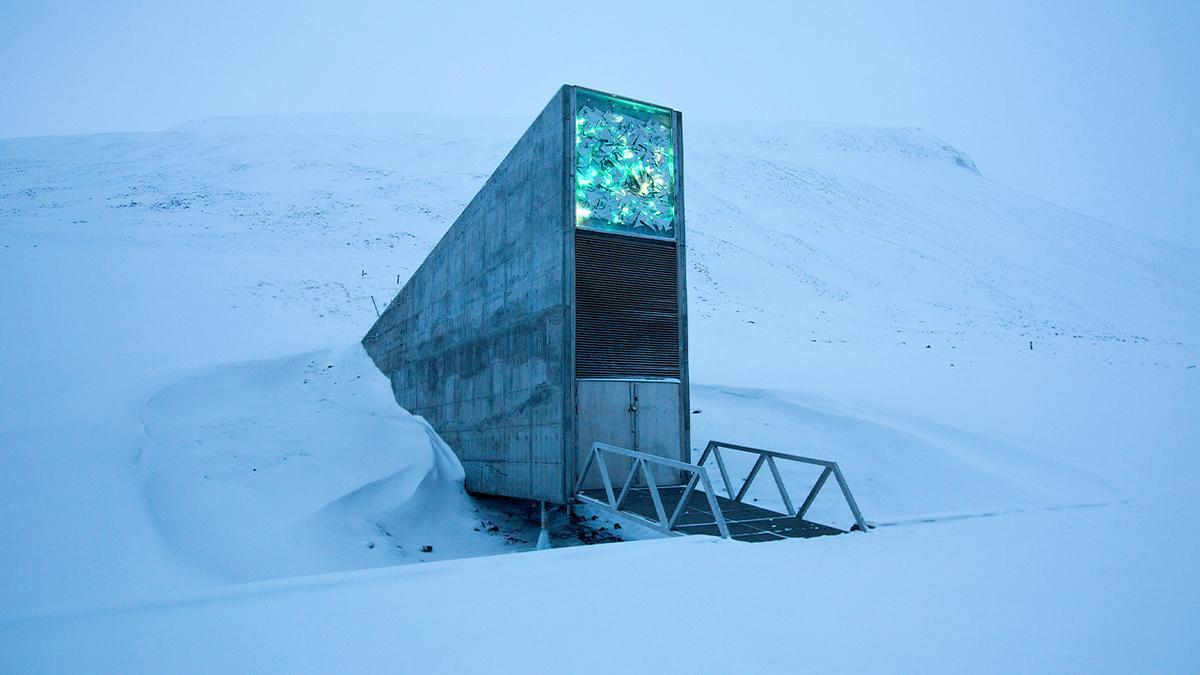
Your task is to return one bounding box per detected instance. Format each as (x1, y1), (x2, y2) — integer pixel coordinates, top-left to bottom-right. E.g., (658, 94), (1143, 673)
(574, 441), (869, 542)
(579, 486), (843, 542)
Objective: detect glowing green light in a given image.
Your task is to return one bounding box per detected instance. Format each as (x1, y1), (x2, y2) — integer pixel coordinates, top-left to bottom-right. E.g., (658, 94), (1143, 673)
(574, 89), (676, 239)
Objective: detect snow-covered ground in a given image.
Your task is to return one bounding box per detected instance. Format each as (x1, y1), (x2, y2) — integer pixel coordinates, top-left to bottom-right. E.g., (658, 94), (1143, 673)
(1, 113), (1197, 672)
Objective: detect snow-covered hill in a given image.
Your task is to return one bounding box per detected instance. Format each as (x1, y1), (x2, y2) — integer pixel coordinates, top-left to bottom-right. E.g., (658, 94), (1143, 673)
(1, 113), (1197, 672)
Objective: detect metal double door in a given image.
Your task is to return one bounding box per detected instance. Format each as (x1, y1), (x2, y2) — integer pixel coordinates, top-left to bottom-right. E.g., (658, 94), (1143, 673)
(576, 379), (682, 490)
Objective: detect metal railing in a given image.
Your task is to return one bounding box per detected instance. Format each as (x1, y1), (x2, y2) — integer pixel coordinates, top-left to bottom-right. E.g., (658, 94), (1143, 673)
(574, 440), (870, 539)
(697, 440), (869, 532)
(575, 442), (731, 538)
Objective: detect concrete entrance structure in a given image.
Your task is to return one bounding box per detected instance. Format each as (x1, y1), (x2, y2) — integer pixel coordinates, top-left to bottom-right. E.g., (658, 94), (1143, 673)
(363, 85), (688, 503)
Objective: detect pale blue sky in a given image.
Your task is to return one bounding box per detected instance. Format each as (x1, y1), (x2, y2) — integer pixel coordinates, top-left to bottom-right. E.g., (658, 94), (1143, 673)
(1, 1), (1196, 246)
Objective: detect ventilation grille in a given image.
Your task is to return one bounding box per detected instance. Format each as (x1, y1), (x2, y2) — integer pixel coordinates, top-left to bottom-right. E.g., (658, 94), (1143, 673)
(575, 229), (680, 378)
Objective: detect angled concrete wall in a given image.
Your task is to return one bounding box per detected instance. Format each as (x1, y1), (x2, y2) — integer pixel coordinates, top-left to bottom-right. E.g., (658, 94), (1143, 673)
(363, 87), (571, 502)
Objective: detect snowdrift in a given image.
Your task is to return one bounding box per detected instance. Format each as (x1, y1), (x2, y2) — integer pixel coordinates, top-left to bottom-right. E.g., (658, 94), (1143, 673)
(141, 345), (512, 581)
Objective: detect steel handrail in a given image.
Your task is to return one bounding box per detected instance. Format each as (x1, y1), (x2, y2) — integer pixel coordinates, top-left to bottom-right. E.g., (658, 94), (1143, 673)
(576, 442), (731, 538)
(697, 440), (870, 532)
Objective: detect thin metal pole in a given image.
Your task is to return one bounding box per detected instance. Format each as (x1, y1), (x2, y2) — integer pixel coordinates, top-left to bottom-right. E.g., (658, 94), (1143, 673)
(832, 464), (870, 531)
(614, 457), (641, 510)
(536, 501), (551, 550)
(734, 455), (767, 503)
(641, 460), (670, 528)
(712, 445), (735, 499)
(697, 471), (731, 539)
(596, 452), (617, 507)
(766, 455), (796, 516)
(667, 473), (700, 529)
(797, 466), (832, 520)
(575, 445), (598, 494)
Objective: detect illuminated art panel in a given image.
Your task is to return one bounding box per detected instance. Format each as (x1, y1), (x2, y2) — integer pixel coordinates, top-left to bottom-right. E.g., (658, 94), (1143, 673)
(574, 89), (676, 239)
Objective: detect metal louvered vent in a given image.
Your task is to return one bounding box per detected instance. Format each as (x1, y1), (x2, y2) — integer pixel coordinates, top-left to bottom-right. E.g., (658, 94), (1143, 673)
(575, 229), (680, 378)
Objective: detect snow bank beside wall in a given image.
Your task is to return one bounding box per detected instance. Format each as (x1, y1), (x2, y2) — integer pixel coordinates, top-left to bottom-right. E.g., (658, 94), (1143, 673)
(140, 345), (506, 582)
